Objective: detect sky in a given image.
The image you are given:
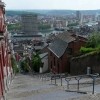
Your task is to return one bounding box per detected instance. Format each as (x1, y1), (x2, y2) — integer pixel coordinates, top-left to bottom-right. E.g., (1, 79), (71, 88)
(3, 0), (100, 10)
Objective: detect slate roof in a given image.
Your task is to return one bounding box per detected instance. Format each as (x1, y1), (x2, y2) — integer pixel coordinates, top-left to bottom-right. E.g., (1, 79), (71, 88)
(48, 38), (68, 58)
(34, 43), (48, 50)
(39, 53), (48, 59)
(56, 32), (76, 43)
(48, 32), (76, 58)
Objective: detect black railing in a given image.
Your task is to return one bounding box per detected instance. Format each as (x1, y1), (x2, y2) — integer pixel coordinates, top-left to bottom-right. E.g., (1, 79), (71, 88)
(33, 72), (99, 94)
(50, 73), (68, 86)
(65, 73), (99, 94)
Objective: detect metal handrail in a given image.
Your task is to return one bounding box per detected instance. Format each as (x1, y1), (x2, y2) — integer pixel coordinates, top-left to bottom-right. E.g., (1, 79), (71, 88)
(65, 73), (99, 94)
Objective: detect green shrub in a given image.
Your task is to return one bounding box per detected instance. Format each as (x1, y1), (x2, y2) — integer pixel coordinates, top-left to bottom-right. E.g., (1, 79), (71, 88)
(31, 53), (42, 72)
(80, 47), (95, 54)
(97, 44), (100, 49)
(86, 33), (100, 48)
(80, 33), (100, 54)
(11, 56), (19, 74)
(20, 60), (29, 73)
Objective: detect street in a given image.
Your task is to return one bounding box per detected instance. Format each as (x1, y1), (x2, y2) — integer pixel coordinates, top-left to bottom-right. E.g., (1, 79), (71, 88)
(6, 74), (86, 100)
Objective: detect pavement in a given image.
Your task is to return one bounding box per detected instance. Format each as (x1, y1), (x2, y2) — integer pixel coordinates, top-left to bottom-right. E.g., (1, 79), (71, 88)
(6, 74), (100, 100)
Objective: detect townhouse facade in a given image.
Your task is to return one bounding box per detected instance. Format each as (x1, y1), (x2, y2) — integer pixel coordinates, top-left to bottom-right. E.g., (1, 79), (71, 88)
(0, 1), (13, 99)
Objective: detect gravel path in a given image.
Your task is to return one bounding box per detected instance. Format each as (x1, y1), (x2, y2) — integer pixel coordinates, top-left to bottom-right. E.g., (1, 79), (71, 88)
(6, 74), (100, 100)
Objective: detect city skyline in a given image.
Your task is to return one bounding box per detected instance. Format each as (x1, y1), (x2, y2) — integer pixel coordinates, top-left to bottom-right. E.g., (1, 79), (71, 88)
(3, 0), (100, 10)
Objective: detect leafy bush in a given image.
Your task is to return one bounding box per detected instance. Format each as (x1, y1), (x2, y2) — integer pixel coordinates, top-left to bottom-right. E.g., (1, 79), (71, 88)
(20, 59), (29, 73)
(80, 47), (95, 54)
(86, 33), (100, 48)
(80, 33), (100, 54)
(96, 44), (100, 50)
(31, 53), (42, 72)
(11, 56), (19, 74)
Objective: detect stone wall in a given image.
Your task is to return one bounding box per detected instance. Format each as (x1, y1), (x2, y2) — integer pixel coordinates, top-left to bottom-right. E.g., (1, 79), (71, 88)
(70, 52), (100, 75)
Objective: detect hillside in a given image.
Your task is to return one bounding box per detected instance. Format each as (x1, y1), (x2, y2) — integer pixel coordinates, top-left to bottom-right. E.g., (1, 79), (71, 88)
(5, 10), (39, 16)
(6, 9), (100, 16)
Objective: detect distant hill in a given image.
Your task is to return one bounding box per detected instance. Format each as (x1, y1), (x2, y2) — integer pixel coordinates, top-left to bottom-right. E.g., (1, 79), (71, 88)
(5, 10), (40, 16)
(6, 9), (100, 16)
(45, 10), (100, 15)
(46, 10), (75, 15)
(81, 10), (100, 14)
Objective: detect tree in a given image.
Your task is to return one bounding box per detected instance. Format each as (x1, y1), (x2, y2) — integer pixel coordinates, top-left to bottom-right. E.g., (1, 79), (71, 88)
(38, 24), (51, 30)
(86, 33), (100, 48)
(20, 57), (30, 73)
(31, 53), (42, 72)
(80, 33), (100, 54)
(7, 23), (21, 31)
(67, 22), (79, 27)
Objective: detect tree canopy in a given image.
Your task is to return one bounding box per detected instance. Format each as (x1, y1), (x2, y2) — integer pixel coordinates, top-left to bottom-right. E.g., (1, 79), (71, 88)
(7, 23), (21, 31)
(80, 33), (100, 54)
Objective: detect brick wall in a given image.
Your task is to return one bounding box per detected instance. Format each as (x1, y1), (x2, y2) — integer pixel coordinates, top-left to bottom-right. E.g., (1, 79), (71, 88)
(0, 1), (12, 99)
(48, 40), (86, 74)
(48, 50), (70, 74)
(0, 6), (5, 33)
(70, 52), (100, 75)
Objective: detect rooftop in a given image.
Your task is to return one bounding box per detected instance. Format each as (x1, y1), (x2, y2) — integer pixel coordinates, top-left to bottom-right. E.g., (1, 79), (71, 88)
(48, 32), (77, 58)
(13, 34), (42, 37)
(56, 32), (76, 43)
(48, 38), (68, 58)
(39, 52), (48, 59)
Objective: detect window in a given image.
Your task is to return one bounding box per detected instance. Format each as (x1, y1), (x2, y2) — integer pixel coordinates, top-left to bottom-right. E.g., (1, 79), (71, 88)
(50, 52), (52, 56)
(57, 62), (59, 73)
(54, 57), (55, 66)
(67, 48), (72, 54)
(51, 61), (52, 68)
(60, 56), (63, 60)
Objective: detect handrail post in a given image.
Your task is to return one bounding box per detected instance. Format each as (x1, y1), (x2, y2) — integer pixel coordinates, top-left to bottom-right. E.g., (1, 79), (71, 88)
(61, 76), (62, 86)
(89, 73), (99, 94)
(75, 76), (82, 92)
(65, 78), (71, 90)
(92, 77), (95, 94)
(55, 76), (56, 85)
(51, 77), (52, 84)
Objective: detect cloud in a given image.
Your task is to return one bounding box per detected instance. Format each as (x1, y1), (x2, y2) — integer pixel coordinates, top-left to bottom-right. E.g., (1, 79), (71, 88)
(3, 0), (100, 10)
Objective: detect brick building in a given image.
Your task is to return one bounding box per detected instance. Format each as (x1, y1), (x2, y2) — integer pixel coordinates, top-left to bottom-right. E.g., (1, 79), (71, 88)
(0, 1), (12, 99)
(48, 32), (86, 74)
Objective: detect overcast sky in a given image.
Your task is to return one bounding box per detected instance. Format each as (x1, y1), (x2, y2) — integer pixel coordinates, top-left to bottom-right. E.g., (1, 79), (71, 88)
(3, 0), (100, 10)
